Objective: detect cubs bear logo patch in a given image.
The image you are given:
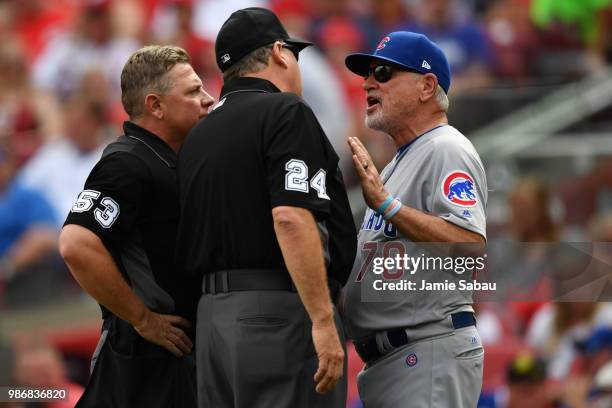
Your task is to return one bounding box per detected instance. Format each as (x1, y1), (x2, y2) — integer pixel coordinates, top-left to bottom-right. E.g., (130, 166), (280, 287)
(442, 171), (477, 207)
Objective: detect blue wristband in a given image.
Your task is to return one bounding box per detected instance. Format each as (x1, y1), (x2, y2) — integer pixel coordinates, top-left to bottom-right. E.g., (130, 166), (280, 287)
(376, 195), (394, 215)
(384, 199), (402, 220)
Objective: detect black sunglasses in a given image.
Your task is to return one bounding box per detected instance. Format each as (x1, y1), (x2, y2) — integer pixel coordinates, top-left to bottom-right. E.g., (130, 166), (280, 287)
(281, 43), (300, 61)
(365, 64), (419, 83)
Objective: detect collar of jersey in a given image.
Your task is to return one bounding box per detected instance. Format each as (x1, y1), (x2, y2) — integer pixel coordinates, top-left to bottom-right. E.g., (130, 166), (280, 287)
(220, 77), (281, 98)
(395, 124), (447, 160)
(123, 121), (177, 167)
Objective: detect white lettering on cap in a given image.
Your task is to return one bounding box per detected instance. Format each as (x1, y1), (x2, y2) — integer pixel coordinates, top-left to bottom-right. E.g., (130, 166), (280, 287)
(221, 53), (231, 63)
(422, 60), (431, 69)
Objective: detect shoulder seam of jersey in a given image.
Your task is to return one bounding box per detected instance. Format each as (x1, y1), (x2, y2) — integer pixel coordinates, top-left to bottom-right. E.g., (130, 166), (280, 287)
(127, 135), (173, 168)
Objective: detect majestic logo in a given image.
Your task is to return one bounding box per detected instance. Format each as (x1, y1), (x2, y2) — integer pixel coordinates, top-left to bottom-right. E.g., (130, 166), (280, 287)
(406, 353), (418, 367)
(422, 60), (431, 69)
(442, 171), (477, 207)
(221, 53), (231, 63)
(376, 36), (391, 51)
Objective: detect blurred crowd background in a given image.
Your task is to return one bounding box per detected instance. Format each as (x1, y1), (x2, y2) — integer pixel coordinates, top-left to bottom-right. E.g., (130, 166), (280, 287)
(0, 0), (612, 407)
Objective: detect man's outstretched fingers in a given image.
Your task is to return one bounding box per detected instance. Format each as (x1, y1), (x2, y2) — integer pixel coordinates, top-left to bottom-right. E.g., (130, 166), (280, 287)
(352, 155), (367, 178)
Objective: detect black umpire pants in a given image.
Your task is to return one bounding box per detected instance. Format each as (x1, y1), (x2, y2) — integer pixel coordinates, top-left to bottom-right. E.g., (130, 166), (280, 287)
(76, 315), (198, 408)
(196, 287), (347, 408)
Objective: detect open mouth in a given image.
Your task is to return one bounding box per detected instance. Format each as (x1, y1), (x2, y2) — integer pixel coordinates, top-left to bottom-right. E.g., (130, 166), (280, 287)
(366, 96), (381, 109)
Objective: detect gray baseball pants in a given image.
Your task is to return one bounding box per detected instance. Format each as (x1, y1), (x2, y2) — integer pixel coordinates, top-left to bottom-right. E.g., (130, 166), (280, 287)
(357, 325), (483, 408)
(196, 289), (346, 408)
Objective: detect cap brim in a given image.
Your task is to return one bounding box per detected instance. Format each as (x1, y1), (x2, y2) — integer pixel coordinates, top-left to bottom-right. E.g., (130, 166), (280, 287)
(285, 38), (312, 52)
(345, 53), (413, 76)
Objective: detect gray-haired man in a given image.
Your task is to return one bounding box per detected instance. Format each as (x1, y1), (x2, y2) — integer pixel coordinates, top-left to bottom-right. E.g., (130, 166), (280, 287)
(343, 32), (487, 408)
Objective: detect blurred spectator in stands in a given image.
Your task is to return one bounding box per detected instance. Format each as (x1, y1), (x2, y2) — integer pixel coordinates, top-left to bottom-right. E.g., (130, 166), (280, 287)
(400, 0), (494, 94)
(2, 0), (76, 65)
(272, 0), (312, 41)
(509, 177), (559, 242)
(531, 0), (612, 50)
(31, 0), (140, 101)
(151, 0), (205, 70)
(558, 327), (612, 408)
(588, 210), (612, 257)
(528, 212), (612, 384)
(368, 0), (412, 37)
(0, 141), (57, 301)
(530, 0), (611, 78)
(484, 0), (539, 83)
(594, 7), (612, 65)
(13, 339), (83, 407)
(0, 1), (11, 40)
(192, 0), (269, 42)
(479, 352), (554, 408)
(589, 360), (612, 408)
(505, 353), (553, 408)
(473, 302), (504, 345)
(582, 327), (612, 378)
(503, 177), (559, 332)
(0, 39), (63, 165)
(315, 14), (397, 177)
(309, 0), (379, 50)
(17, 91), (113, 227)
(356, 0), (413, 41)
(151, 0), (223, 97)
(318, 16), (365, 109)
(559, 159), (612, 227)
(527, 302), (612, 379)
(316, 16), (369, 182)
(109, 0), (146, 42)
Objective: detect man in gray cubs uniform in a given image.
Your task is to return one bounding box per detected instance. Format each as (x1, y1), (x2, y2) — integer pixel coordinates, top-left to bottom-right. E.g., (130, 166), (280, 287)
(342, 32), (487, 407)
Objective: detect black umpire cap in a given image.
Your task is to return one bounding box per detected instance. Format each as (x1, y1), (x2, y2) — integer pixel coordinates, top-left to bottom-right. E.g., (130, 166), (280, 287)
(215, 7), (312, 72)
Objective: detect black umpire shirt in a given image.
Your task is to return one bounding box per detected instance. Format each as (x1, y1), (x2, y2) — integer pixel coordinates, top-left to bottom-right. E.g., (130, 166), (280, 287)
(64, 121), (198, 407)
(66, 121), (197, 324)
(176, 77), (356, 287)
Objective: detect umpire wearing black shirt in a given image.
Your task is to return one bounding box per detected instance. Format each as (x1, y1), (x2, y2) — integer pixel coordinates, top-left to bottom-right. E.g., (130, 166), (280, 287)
(59, 45), (214, 407)
(176, 7), (357, 408)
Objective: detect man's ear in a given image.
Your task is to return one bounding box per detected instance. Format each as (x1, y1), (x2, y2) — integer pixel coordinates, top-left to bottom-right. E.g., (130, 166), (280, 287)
(144, 93), (163, 120)
(420, 74), (438, 103)
(271, 41), (289, 69)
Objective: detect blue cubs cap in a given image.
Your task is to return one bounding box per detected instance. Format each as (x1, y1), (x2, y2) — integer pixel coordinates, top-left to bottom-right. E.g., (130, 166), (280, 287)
(345, 31), (451, 93)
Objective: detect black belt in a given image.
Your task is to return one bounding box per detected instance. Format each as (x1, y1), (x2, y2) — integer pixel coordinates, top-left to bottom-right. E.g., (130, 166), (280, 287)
(353, 312), (477, 364)
(202, 269), (296, 294)
(201, 269), (343, 304)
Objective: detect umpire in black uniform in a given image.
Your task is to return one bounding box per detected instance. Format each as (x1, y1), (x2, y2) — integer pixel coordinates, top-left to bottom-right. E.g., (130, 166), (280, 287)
(176, 7), (357, 408)
(59, 45), (214, 407)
